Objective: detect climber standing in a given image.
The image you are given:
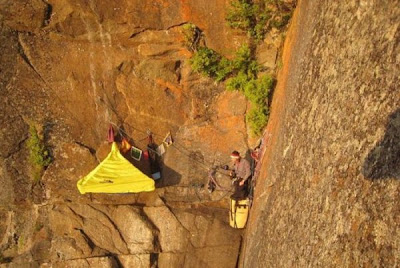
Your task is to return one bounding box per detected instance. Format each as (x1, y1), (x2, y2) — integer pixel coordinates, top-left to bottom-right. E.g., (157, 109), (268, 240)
(230, 150), (251, 200)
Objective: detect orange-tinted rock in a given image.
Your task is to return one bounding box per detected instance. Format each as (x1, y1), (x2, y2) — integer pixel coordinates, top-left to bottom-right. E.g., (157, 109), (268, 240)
(0, 0), (250, 266)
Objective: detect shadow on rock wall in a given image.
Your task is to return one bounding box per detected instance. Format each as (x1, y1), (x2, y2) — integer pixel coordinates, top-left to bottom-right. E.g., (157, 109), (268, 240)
(159, 164), (182, 187)
(116, 125), (181, 187)
(363, 109), (400, 180)
(122, 148), (181, 187)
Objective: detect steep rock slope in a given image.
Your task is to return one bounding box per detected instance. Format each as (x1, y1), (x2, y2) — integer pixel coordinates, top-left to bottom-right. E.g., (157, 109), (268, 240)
(244, 0), (399, 267)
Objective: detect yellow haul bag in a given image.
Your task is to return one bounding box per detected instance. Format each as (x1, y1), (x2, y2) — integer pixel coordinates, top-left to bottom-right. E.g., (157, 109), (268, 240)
(229, 198), (249, 228)
(77, 142), (155, 194)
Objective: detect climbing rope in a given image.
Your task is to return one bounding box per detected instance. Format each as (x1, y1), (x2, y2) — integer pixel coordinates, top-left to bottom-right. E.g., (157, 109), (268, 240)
(108, 121), (236, 196)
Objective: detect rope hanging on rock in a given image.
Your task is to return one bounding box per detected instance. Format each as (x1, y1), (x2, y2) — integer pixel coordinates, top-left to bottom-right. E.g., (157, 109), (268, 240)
(107, 122), (239, 187)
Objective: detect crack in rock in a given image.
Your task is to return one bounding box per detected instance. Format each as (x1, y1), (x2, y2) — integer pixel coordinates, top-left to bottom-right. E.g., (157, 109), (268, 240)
(74, 141), (96, 155)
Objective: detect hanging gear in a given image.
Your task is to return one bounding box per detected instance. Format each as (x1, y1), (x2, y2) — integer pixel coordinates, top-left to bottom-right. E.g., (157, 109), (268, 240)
(163, 131), (173, 147)
(206, 166), (231, 193)
(143, 150), (149, 160)
(120, 137), (132, 153)
(130, 145), (143, 161)
(147, 134), (162, 180)
(107, 125), (115, 143)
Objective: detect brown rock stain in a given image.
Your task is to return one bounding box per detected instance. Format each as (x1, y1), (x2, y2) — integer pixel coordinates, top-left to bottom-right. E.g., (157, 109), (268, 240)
(180, 0), (191, 22)
(197, 117), (244, 153)
(311, 173), (321, 186)
(330, 177), (346, 200)
(155, 78), (185, 104)
(351, 217), (361, 234)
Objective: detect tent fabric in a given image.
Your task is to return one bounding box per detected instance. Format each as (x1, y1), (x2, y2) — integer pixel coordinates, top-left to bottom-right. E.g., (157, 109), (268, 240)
(77, 142), (155, 194)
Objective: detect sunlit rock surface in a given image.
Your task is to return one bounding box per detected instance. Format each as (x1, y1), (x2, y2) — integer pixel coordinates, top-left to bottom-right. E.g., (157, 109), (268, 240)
(244, 0), (399, 267)
(1, 0), (398, 267)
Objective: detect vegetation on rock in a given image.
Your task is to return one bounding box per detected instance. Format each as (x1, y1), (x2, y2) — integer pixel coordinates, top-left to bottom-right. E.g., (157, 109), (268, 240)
(190, 44), (275, 135)
(27, 124), (52, 182)
(190, 47), (229, 80)
(227, 0), (294, 41)
(187, 0), (293, 136)
(182, 23), (202, 52)
(246, 105), (269, 136)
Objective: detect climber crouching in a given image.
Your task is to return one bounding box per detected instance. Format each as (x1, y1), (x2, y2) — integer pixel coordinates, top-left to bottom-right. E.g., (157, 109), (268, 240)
(230, 150), (251, 200)
(229, 150), (251, 229)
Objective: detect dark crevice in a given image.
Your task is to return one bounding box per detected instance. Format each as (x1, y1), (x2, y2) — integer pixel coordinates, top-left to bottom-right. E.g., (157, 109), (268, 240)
(129, 28), (152, 39)
(69, 204), (128, 255)
(150, 253), (159, 268)
(166, 22), (188, 30)
(75, 228), (96, 251)
(75, 141), (96, 155)
(117, 62), (124, 72)
(86, 204), (130, 249)
(108, 254), (124, 268)
(59, 254), (127, 264)
(67, 206), (85, 222)
(137, 208), (162, 252)
(174, 60), (182, 83)
(17, 34), (48, 86)
(158, 204), (196, 249)
(235, 236), (243, 268)
(17, 37), (38, 75)
(42, 2), (53, 27)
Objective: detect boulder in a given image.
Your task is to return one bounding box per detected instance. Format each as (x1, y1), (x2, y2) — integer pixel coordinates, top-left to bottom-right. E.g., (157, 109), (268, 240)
(118, 254), (150, 268)
(143, 206), (190, 253)
(158, 253), (185, 268)
(43, 142), (96, 203)
(110, 206), (155, 254)
(44, 256), (118, 268)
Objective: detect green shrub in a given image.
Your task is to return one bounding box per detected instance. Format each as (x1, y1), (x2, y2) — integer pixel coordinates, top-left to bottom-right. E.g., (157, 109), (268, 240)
(226, 0), (256, 33)
(246, 60), (260, 79)
(226, 72), (274, 136)
(189, 0), (291, 136)
(232, 44), (252, 71)
(190, 47), (221, 77)
(27, 124), (51, 182)
(227, 0), (268, 41)
(215, 58), (234, 81)
(191, 44), (261, 84)
(252, 7), (272, 40)
(247, 105), (269, 136)
(227, 0), (294, 41)
(191, 47), (234, 81)
(244, 74), (275, 104)
(232, 44), (259, 78)
(271, 12), (292, 29)
(226, 71), (250, 91)
(190, 44), (275, 135)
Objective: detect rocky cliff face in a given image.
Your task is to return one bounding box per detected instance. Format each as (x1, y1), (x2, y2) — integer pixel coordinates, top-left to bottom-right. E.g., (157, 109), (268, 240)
(2, 0), (397, 267)
(244, 0), (399, 267)
(0, 0), (267, 267)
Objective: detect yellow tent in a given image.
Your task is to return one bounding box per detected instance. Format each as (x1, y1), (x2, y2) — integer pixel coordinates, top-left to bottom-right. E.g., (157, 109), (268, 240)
(77, 142), (155, 194)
